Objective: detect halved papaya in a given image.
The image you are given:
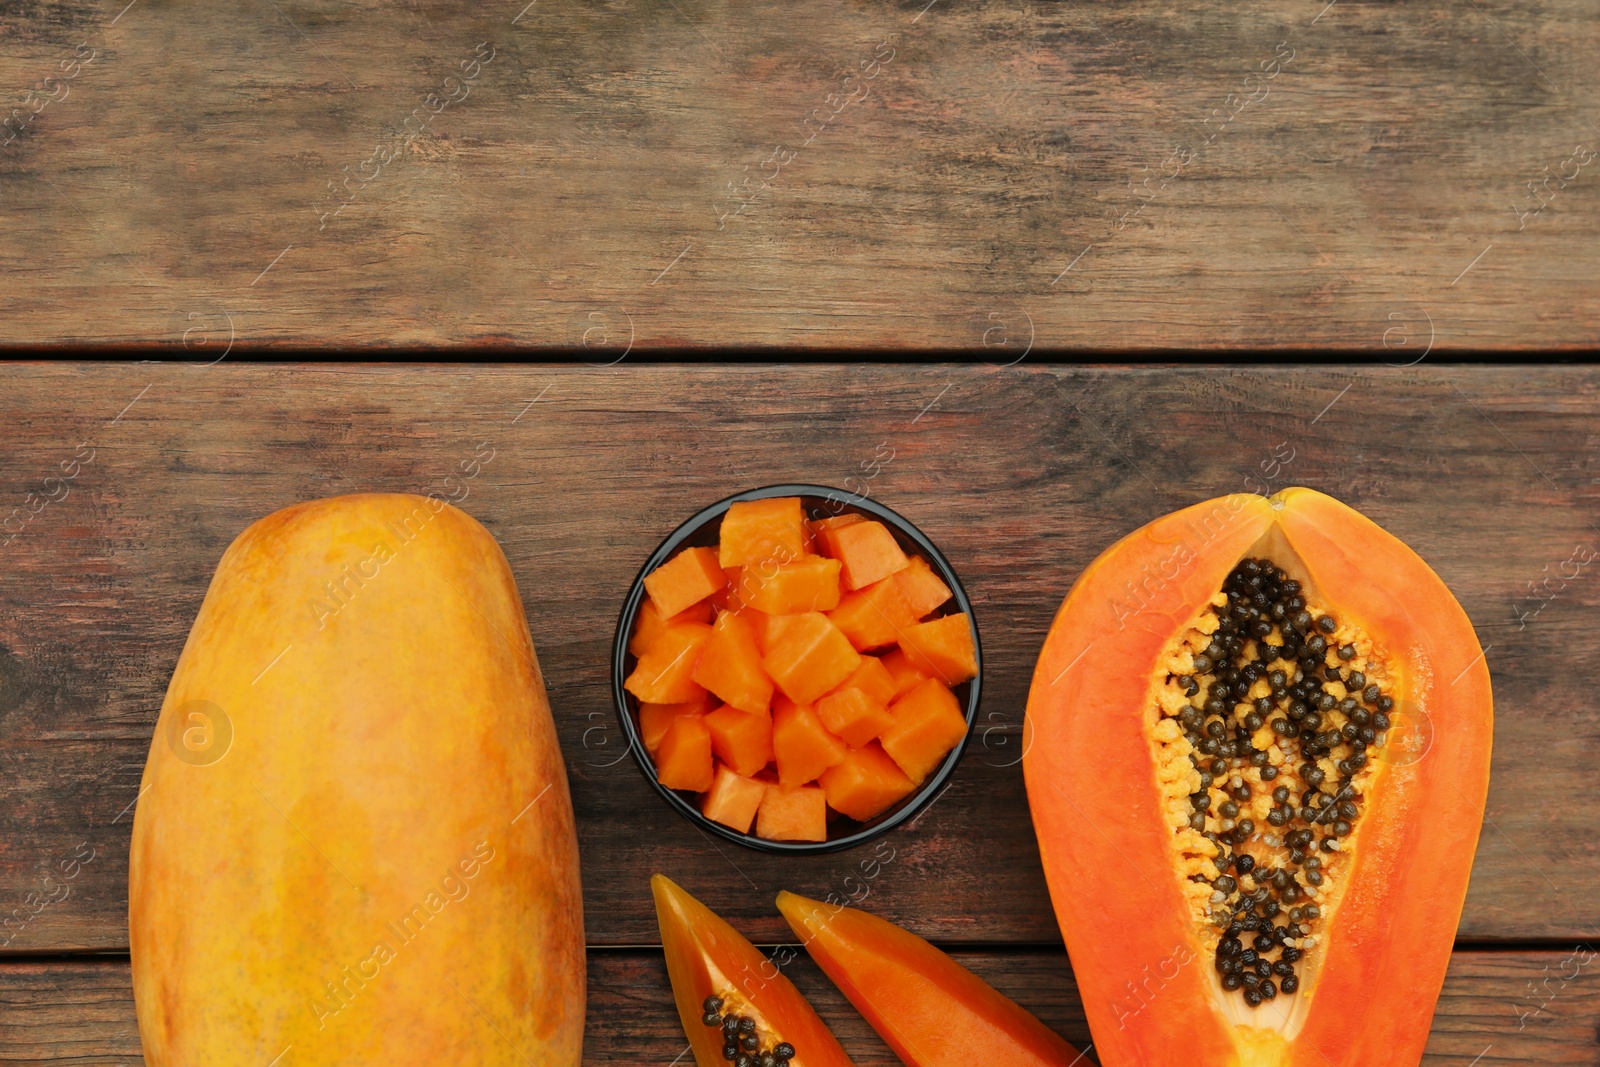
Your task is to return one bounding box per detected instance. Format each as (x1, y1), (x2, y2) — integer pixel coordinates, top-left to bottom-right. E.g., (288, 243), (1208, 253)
(653, 875), (855, 1067)
(1023, 488), (1492, 1067)
(777, 891), (1082, 1066)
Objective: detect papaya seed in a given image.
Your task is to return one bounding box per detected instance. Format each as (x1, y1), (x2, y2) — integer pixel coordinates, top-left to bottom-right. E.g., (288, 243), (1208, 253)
(1153, 556), (1398, 1005)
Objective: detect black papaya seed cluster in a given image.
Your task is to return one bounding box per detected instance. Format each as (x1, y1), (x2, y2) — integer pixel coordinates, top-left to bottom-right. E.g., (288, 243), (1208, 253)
(701, 994), (795, 1067)
(1174, 558), (1395, 1006)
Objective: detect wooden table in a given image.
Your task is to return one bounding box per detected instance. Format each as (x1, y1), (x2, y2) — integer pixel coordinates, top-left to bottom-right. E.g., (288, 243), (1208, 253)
(3, 364), (1599, 1064)
(3, 0), (1599, 348)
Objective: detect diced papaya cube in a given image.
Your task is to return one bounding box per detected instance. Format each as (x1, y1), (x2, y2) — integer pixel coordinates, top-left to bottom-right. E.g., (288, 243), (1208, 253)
(631, 599), (670, 658)
(719, 497), (807, 568)
(644, 546), (727, 620)
(625, 623), (712, 704)
(736, 607), (774, 653)
(808, 512), (858, 569)
(895, 555), (953, 619)
(630, 598), (715, 657)
(757, 784), (828, 842)
(808, 512), (864, 544)
(881, 678), (969, 784)
(817, 519), (909, 590)
(878, 648), (931, 699)
(692, 611), (774, 714)
(899, 613), (978, 685)
(772, 697), (848, 787)
(639, 698), (710, 754)
(711, 567), (745, 612)
(762, 612), (862, 705)
(819, 743), (916, 821)
(827, 577), (918, 651)
(705, 704), (775, 777)
(833, 656), (898, 708)
(760, 612), (811, 651)
(739, 556), (843, 615)
(815, 686), (894, 748)
(656, 714), (714, 792)
(701, 764), (768, 833)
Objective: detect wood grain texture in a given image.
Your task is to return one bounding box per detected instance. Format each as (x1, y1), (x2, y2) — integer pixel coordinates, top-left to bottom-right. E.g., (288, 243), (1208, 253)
(2, 364), (1599, 957)
(1, 0), (1598, 347)
(5, 950), (1599, 1064)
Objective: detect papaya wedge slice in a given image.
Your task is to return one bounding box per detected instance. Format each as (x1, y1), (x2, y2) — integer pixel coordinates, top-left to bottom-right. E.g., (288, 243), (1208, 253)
(1023, 488), (1491, 1067)
(653, 875), (855, 1067)
(777, 891), (1083, 1066)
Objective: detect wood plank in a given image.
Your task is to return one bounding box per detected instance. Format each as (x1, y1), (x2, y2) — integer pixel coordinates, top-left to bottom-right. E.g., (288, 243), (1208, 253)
(2, 365), (1598, 954)
(0, 0), (1597, 347)
(3, 949), (1597, 1064)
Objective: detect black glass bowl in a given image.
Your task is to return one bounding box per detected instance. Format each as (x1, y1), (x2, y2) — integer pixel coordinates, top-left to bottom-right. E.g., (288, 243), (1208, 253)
(611, 483), (981, 854)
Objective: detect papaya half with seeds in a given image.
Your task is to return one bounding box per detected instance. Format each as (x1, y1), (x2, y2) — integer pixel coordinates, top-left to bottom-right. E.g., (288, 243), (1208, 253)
(653, 875), (854, 1067)
(1023, 488), (1491, 1067)
(130, 494), (584, 1066)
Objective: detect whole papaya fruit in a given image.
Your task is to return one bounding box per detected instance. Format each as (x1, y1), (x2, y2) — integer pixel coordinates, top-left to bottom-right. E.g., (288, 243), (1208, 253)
(130, 494), (584, 1066)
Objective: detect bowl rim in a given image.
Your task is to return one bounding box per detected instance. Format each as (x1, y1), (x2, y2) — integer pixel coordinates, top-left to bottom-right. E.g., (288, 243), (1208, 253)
(610, 482), (982, 854)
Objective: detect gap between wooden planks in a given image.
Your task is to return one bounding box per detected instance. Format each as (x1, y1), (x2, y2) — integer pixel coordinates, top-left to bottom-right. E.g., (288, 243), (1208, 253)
(2, 947), (1597, 1064)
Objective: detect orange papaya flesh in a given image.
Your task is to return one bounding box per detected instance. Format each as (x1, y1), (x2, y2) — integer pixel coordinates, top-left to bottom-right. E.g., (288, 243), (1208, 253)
(657, 714), (716, 793)
(720, 497), (808, 569)
(827, 576), (918, 652)
(880, 677), (968, 785)
(772, 698), (848, 787)
(740, 555), (844, 615)
(898, 613), (977, 685)
(810, 513), (866, 537)
(894, 555), (953, 619)
(835, 655), (899, 708)
(646, 546), (729, 620)
(736, 606), (775, 653)
(815, 686), (894, 748)
(625, 622), (713, 704)
(819, 742), (915, 821)
(1023, 488), (1492, 1067)
(777, 892), (1083, 1066)
(762, 612), (862, 705)
(799, 517), (819, 556)
(878, 648), (930, 698)
(693, 610), (774, 715)
(757, 784), (829, 842)
(653, 875), (856, 1067)
(711, 567), (746, 612)
(630, 597), (715, 657)
(701, 765), (768, 834)
(818, 519), (910, 590)
(705, 704), (775, 778)
(641, 699), (710, 754)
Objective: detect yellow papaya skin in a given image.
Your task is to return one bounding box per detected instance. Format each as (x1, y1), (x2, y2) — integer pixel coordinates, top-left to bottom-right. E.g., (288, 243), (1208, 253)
(130, 494), (584, 1067)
